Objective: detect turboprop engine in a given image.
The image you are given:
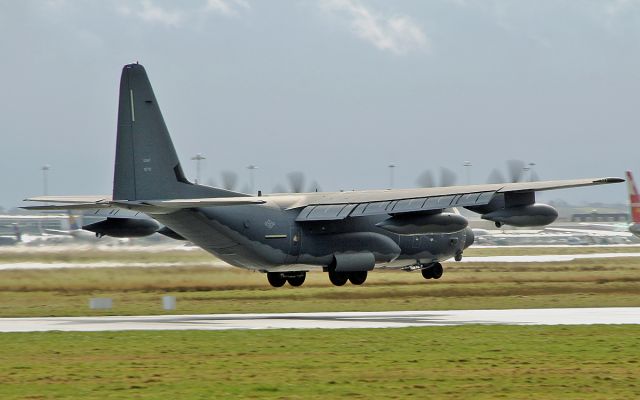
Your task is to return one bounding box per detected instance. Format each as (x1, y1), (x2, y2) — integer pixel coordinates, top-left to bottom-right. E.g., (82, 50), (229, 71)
(83, 218), (160, 238)
(375, 212), (468, 234)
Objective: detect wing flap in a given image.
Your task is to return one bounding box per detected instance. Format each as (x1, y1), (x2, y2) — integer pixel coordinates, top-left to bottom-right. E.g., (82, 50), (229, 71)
(296, 191), (497, 222)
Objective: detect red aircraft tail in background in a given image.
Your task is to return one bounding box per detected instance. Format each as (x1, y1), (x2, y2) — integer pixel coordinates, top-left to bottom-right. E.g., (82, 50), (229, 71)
(626, 171), (640, 223)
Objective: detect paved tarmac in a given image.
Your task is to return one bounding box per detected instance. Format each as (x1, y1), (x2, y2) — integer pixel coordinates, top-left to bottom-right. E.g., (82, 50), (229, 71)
(0, 308), (638, 332)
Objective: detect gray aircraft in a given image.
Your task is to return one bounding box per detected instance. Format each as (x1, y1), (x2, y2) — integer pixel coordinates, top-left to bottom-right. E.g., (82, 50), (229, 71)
(24, 63), (624, 287)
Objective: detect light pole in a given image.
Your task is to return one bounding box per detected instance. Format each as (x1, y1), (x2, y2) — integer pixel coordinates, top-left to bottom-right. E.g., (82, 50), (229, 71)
(528, 162), (536, 181)
(191, 153), (206, 184)
(463, 161), (472, 185)
(41, 165), (50, 196)
(247, 165), (258, 194)
(388, 164), (396, 189)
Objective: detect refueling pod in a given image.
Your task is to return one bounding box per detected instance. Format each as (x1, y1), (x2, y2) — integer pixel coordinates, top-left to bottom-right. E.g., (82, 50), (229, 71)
(481, 203), (558, 227)
(83, 217), (160, 238)
(466, 191), (558, 228)
(376, 212), (468, 234)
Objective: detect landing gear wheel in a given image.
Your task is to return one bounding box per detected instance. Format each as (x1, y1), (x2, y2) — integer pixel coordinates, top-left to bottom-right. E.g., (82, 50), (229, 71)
(267, 272), (286, 287)
(287, 273), (306, 287)
(328, 270), (349, 286)
(348, 271), (368, 285)
(431, 262), (443, 279)
(421, 263), (443, 280)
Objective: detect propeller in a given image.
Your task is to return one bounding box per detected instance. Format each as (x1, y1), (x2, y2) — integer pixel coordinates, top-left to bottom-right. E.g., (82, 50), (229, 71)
(287, 171), (306, 193)
(221, 170), (239, 191)
(439, 167), (457, 187)
(487, 159), (527, 184)
(416, 170), (435, 188)
(273, 172), (322, 193)
(205, 177), (216, 187)
(308, 180), (322, 192)
(529, 169), (540, 182)
(416, 167), (457, 188)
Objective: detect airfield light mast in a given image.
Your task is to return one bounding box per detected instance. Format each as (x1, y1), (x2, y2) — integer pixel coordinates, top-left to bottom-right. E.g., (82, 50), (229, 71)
(247, 165), (258, 194)
(463, 161), (472, 185)
(528, 162), (536, 181)
(388, 164), (396, 189)
(41, 164), (50, 196)
(191, 153), (206, 184)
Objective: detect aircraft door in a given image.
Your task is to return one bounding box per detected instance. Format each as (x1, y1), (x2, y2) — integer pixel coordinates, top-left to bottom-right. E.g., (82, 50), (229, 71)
(286, 225), (302, 264)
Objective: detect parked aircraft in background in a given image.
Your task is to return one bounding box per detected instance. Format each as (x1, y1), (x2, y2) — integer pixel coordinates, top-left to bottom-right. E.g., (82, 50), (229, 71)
(626, 171), (640, 237)
(24, 63), (624, 287)
(543, 171), (640, 240)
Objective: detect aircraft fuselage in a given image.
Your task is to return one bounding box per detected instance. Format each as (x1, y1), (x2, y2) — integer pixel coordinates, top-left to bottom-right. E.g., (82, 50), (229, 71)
(153, 201), (473, 272)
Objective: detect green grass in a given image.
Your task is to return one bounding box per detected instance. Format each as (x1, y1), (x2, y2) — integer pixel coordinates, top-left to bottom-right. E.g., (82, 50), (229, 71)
(1, 247), (639, 317)
(1, 326), (639, 399)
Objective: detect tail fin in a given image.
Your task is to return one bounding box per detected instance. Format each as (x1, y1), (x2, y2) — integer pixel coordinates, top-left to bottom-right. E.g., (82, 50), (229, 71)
(113, 63), (244, 200)
(626, 171), (640, 223)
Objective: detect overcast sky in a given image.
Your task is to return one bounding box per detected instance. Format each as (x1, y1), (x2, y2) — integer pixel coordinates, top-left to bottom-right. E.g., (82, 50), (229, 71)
(1, 0), (639, 209)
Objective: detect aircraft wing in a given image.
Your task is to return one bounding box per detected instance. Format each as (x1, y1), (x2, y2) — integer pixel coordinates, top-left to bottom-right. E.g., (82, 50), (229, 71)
(291, 177), (623, 221)
(23, 177), (622, 218)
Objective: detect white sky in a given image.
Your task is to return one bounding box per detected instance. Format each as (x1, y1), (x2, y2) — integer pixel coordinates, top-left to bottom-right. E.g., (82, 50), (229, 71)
(1, 0), (639, 208)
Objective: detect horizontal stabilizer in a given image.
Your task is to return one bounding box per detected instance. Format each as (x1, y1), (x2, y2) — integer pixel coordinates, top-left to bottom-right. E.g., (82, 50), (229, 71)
(24, 195), (112, 204)
(22, 196), (265, 213)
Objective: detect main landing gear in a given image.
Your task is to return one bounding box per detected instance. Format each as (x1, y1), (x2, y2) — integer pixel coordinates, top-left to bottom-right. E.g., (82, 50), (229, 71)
(267, 271), (306, 287)
(421, 262), (443, 280)
(328, 270), (368, 286)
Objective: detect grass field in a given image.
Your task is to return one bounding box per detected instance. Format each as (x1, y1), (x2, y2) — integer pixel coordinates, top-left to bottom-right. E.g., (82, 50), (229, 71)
(1, 326), (639, 399)
(0, 247), (639, 317)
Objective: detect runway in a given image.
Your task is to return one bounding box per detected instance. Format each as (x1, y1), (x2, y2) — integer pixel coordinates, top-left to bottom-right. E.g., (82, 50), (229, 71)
(2, 252), (640, 270)
(1, 308), (638, 332)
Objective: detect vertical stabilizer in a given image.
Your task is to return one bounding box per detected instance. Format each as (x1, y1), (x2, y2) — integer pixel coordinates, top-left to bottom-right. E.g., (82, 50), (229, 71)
(113, 63), (243, 200)
(626, 171), (640, 223)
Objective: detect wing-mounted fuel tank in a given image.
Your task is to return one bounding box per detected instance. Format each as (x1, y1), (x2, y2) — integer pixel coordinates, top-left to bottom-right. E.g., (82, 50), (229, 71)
(83, 217), (160, 238)
(375, 212), (468, 234)
(466, 191), (558, 227)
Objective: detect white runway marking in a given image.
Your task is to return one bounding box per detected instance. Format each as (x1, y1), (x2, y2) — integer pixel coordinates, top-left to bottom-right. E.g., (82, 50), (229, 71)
(0, 308), (638, 332)
(461, 253), (640, 263)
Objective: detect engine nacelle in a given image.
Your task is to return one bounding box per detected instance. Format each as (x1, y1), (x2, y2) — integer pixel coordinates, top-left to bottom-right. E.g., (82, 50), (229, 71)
(83, 218), (160, 238)
(376, 212), (468, 234)
(481, 203), (558, 227)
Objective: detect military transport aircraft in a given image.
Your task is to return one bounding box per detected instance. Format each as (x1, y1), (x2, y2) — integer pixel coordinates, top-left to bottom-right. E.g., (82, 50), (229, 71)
(24, 63), (624, 287)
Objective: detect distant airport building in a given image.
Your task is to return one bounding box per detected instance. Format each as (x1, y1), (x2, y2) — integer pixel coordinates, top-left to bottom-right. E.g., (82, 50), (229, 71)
(570, 212), (629, 222)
